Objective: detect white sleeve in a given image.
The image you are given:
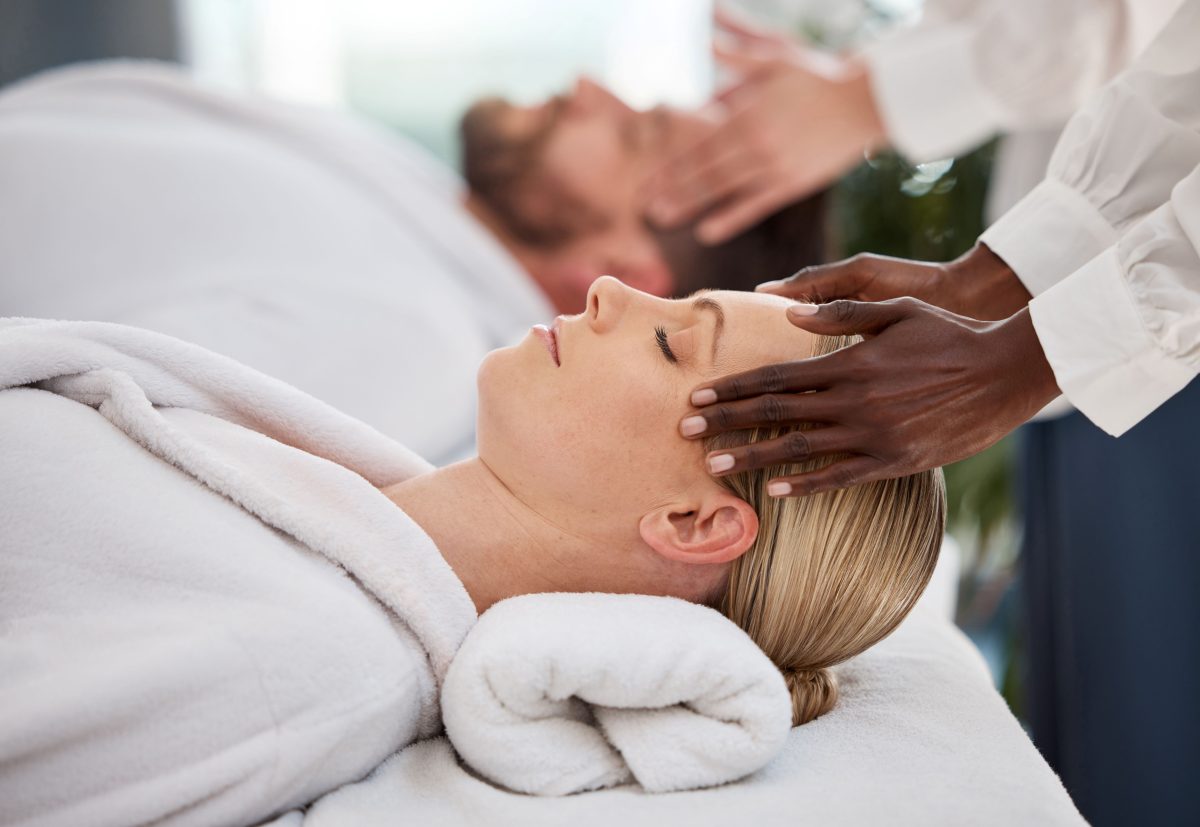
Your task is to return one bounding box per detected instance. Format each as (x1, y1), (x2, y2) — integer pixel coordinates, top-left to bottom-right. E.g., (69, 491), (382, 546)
(1028, 164), (1200, 436)
(981, 0), (1200, 296)
(858, 0), (1132, 161)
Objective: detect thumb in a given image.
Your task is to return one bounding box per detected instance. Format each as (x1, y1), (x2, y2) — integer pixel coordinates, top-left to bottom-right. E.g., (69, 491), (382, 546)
(713, 40), (776, 77)
(757, 259), (871, 302)
(785, 298), (912, 336)
(713, 6), (790, 49)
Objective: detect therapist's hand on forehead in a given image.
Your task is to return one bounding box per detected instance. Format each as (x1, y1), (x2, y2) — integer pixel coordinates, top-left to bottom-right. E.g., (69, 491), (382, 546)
(679, 243), (1058, 497)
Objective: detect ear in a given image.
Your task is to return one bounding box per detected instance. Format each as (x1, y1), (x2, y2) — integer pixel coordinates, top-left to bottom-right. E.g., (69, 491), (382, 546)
(638, 489), (759, 566)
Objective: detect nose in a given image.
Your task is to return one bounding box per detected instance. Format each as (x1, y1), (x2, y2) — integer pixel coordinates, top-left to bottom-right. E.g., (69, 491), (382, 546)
(585, 275), (630, 334)
(571, 77), (634, 118)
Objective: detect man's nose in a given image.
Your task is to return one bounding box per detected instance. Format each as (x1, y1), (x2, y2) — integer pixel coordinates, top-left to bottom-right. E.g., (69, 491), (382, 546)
(571, 77), (634, 117)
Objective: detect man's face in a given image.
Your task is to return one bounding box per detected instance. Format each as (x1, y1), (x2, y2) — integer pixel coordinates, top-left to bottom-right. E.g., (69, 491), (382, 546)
(461, 78), (716, 304)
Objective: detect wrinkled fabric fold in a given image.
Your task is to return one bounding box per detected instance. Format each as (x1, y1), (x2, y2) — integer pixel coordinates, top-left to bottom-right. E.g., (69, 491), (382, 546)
(441, 593), (791, 796)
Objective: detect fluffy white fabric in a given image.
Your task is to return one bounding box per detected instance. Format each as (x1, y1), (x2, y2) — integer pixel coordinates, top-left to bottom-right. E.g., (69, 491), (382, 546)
(0, 318), (476, 827)
(288, 607), (1084, 826)
(0, 61), (554, 463)
(441, 593), (792, 796)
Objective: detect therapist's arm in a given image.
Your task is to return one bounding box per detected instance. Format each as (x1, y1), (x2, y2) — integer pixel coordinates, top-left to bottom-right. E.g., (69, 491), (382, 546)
(859, 0), (1131, 162)
(1027, 166), (1200, 436)
(683, 167), (1200, 496)
(979, 0), (1200, 299)
(680, 299), (1060, 496)
(757, 241), (1031, 321)
(645, 0), (1131, 244)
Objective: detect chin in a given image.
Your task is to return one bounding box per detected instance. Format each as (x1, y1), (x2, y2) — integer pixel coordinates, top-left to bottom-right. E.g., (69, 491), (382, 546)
(474, 343), (538, 463)
(474, 347), (510, 429)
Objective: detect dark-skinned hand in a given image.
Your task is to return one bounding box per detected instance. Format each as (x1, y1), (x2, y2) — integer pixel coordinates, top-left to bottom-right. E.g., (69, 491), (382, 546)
(756, 242), (1032, 321)
(680, 297), (1060, 496)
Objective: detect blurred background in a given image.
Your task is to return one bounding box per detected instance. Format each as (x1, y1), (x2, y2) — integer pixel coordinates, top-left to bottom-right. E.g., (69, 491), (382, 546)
(0, 0), (1021, 716)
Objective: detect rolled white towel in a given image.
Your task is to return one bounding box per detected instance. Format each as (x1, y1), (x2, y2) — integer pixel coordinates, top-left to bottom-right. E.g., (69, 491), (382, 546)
(441, 593), (792, 796)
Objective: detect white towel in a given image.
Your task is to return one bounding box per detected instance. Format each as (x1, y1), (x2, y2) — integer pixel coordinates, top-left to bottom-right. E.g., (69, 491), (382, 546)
(285, 608), (1085, 827)
(0, 317), (477, 826)
(0, 62), (556, 464)
(441, 593), (792, 796)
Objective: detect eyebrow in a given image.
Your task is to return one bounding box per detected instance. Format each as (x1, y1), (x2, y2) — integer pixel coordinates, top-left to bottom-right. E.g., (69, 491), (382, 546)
(691, 294), (725, 366)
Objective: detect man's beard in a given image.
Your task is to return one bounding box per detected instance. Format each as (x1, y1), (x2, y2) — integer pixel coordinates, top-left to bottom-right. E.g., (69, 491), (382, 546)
(459, 97), (595, 249)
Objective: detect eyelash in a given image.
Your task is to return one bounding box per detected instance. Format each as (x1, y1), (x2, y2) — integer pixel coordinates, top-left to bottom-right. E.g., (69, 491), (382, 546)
(654, 325), (678, 364)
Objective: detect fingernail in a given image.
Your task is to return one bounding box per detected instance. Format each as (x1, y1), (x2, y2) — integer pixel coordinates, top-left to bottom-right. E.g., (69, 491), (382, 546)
(755, 279), (784, 292)
(767, 481), (792, 497)
(680, 415), (707, 437)
(708, 453), (735, 474)
(787, 303), (819, 317)
(691, 388), (718, 406)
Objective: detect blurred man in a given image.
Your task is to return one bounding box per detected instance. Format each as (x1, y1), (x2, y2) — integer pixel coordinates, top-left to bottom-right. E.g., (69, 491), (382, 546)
(0, 63), (823, 463)
(459, 80), (825, 309)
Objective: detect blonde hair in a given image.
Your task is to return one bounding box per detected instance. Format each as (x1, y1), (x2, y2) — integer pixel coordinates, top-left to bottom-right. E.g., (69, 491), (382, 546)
(708, 335), (946, 726)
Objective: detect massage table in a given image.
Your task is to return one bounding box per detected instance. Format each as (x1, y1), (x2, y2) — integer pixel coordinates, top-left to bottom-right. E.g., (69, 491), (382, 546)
(272, 567), (1085, 826)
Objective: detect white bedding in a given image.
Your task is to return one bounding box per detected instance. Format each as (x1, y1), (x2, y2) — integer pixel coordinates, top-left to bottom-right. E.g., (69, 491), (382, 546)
(0, 61), (553, 464)
(0, 319), (476, 827)
(287, 606), (1085, 827)
(0, 318), (1084, 825)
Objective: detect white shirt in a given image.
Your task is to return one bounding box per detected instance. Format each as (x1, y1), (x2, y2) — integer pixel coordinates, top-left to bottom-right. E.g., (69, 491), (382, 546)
(859, 0), (1143, 162)
(980, 0), (1200, 436)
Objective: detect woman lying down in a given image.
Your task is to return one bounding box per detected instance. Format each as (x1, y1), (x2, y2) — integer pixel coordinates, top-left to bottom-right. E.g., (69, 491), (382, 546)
(0, 277), (943, 826)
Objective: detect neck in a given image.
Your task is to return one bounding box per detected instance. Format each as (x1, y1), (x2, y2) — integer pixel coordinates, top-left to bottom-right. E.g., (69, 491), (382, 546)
(382, 458), (595, 613)
(462, 193), (580, 314)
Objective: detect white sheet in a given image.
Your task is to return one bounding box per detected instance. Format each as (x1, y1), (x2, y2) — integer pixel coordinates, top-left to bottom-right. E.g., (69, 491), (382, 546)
(292, 606), (1085, 826)
(0, 61), (554, 464)
(0, 318), (476, 827)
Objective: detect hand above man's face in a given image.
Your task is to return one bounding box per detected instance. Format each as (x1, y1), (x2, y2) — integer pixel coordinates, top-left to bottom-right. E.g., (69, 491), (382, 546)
(641, 7), (887, 245)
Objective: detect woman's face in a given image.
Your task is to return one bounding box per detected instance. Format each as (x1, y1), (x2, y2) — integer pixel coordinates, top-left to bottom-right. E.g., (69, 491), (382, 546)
(477, 277), (817, 543)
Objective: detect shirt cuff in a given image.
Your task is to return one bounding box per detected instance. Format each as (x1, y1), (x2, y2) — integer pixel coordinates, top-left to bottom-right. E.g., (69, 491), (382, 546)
(858, 23), (1006, 162)
(1029, 247), (1197, 436)
(981, 179), (1119, 297)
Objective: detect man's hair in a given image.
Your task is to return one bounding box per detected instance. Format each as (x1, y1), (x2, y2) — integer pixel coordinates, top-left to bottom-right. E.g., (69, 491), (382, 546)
(461, 96), (604, 248)
(652, 192), (828, 297)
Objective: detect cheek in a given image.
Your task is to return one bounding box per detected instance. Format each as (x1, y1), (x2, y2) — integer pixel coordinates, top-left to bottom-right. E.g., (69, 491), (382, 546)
(541, 361), (698, 509)
(543, 131), (628, 208)
(476, 341), (702, 518)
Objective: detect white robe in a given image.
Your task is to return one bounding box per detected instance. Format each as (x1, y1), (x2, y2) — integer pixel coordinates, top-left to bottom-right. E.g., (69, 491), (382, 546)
(0, 61), (554, 465)
(0, 318), (477, 827)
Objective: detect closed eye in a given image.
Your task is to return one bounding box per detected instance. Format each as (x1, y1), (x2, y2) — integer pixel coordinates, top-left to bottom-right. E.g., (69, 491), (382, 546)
(654, 325), (678, 364)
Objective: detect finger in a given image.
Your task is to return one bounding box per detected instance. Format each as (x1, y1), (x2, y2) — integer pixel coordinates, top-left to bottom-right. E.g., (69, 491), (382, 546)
(679, 391), (841, 439)
(785, 298), (913, 337)
(654, 152), (770, 228)
(695, 182), (800, 244)
(713, 76), (754, 105)
(645, 122), (748, 226)
(712, 40), (777, 77)
(765, 456), (887, 497)
(639, 117), (722, 200)
(704, 427), (856, 476)
(691, 350), (851, 405)
(713, 6), (789, 47)
(756, 259), (873, 301)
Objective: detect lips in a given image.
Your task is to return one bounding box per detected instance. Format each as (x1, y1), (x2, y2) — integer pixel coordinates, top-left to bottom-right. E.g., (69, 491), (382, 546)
(532, 323), (560, 366)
